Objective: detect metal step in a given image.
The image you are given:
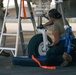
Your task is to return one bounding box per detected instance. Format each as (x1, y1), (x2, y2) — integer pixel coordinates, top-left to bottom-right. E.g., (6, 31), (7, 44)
(5, 17), (32, 22)
(0, 47), (16, 50)
(5, 17), (18, 22)
(2, 33), (17, 36)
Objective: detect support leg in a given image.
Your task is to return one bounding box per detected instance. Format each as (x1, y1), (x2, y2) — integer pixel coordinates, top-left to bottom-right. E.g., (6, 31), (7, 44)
(27, 1), (37, 34)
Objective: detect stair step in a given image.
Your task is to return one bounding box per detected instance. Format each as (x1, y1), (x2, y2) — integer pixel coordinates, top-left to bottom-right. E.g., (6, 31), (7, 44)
(2, 33), (17, 36)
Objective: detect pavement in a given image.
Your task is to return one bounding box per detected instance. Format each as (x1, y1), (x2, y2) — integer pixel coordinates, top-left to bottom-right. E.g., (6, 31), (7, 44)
(0, 23), (76, 75)
(0, 56), (76, 75)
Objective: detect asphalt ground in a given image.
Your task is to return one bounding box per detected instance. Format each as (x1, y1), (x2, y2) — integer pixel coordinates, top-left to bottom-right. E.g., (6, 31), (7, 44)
(0, 55), (76, 75)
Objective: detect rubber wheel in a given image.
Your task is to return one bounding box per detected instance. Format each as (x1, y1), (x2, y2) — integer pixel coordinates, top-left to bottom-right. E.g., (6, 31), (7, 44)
(28, 34), (52, 56)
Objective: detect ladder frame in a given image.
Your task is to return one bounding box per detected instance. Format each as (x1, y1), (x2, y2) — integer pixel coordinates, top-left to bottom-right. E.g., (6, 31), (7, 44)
(0, 0), (36, 57)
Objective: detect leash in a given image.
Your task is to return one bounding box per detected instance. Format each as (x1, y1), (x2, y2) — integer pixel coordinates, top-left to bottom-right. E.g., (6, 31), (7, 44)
(32, 55), (56, 70)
